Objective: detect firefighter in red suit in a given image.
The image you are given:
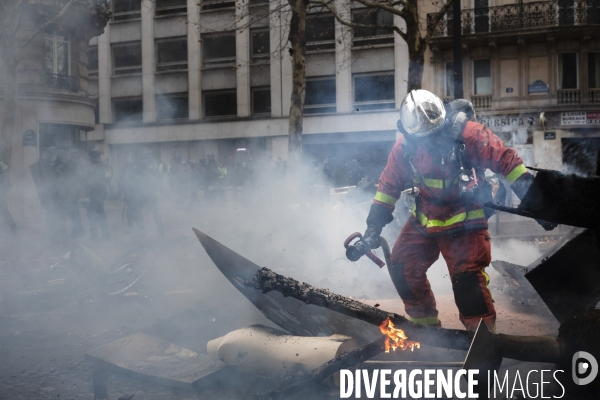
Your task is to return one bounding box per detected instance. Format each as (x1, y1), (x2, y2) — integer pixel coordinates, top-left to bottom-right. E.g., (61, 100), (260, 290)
(349, 90), (555, 332)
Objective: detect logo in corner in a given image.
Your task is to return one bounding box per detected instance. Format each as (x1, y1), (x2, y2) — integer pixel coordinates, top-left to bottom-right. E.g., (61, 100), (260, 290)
(572, 351), (598, 385)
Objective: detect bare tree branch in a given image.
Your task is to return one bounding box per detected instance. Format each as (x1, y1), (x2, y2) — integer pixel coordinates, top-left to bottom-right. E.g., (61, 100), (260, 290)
(424, 0), (453, 44)
(18, 0), (75, 52)
(353, 0), (403, 17)
(311, 0), (406, 40)
(11, 0), (30, 36)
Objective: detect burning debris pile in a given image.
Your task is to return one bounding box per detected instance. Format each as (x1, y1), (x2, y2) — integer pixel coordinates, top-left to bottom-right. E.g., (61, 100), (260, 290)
(192, 226), (600, 399)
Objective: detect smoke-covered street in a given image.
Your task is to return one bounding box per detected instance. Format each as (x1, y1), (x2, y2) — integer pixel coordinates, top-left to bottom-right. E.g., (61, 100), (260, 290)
(0, 192), (564, 399)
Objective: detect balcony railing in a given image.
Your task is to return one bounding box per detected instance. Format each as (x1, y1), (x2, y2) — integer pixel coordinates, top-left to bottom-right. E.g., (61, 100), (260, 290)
(471, 94), (492, 109)
(428, 0), (600, 37)
(590, 89), (600, 104)
(45, 73), (80, 92)
(557, 89), (580, 104)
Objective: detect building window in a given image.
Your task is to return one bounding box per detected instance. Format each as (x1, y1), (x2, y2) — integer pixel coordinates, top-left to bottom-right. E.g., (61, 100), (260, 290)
(156, 93), (189, 120)
(155, 0), (186, 16)
(201, 0), (234, 11)
(445, 62), (454, 97)
(251, 87), (271, 115)
(88, 47), (98, 78)
(113, 98), (143, 122)
(204, 90), (237, 117)
(557, 0), (575, 26)
(353, 73), (395, 111)
(445, 2), (454, 36)
(113, 42), (142, 75)
(249, 0), (268, 4)
(45, 29), (69, 76)
(473, 0), (489, 33)
(39, 124), (82, 154)
(112, 0), (141, 21)
(473, 59), (491, 95)
(250, 28), (270, 63)
(305, 77), (336, 114)
(202, 32), (236, 67)
(559, 53), (578, 89)
(156, 37), (188, 72)
(589, 53), (600, 89)
(306, 13), (335, 52)
(351, 8), (394, 47)
(588, 1), (600, 24)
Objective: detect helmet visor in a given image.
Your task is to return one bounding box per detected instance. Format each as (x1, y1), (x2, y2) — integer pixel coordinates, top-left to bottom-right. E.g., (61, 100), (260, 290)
(400, 90), (446, 137)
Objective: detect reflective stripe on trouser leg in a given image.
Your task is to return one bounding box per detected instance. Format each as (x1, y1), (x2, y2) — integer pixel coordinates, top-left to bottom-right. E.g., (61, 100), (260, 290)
(406, 315), (440, 325)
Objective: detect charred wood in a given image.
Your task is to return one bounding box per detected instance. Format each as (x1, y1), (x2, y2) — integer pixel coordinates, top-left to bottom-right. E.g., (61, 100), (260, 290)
(495, 334), (564, 363)
(252, 267), (474, 351)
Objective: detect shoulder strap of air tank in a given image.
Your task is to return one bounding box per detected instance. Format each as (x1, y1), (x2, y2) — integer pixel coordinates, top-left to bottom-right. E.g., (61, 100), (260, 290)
(450, 111), (469, 144)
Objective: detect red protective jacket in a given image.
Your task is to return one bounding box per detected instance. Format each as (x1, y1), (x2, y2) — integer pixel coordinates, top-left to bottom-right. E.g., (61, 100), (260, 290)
(374, 121), (529, 236)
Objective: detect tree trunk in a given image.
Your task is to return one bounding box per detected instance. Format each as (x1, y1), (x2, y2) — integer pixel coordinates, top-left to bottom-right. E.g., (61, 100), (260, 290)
(407, 52), (425, 92)
(286, 0), (308, 175)
(403, 0), (426, 93)
(0, 60), (18, 169)
(0, 5), (19, 169)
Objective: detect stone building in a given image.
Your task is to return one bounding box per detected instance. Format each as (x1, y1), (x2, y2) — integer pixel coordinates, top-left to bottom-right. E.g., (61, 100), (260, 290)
(87, 0), (411, 188)
(423, 0), (600, 175)
(0, 0), (110, 230)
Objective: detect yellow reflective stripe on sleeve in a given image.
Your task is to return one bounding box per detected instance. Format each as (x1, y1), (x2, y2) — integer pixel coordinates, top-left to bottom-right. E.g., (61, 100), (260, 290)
(414, 177), (459, 189)
(407, 315), (440, 325)
(505, 164), (528, 185)
(374, 191), (398, 205)
(411, 207), (486, 228)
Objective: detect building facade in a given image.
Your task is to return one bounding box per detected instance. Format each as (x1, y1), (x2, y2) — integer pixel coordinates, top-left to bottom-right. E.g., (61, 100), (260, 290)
(0, 0), (110, 230)
(87, 0), (412, 187)
(423, 0), (600, 176)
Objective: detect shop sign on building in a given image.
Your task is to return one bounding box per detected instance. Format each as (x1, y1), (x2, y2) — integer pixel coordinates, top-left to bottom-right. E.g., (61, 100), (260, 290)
(478, 115), (532, 128)
(528, 80), (549, 93)
(561, 112), (600, 125)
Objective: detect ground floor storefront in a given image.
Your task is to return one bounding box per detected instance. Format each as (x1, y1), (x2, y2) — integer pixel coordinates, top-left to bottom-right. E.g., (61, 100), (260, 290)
(477, 110), (600, 175)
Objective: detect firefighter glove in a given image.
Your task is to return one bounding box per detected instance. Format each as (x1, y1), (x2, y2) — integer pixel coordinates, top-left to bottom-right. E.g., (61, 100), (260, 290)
(510, 172), (534, 200)
(363, 203), (394, 249)
(510, 173), (557, 230)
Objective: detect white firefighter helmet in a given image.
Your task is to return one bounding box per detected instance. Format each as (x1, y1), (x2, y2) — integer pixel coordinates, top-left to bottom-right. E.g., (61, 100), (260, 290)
(399, 90), (446, 138)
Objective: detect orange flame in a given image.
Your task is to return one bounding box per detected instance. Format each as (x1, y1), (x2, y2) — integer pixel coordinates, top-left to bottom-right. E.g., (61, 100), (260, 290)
(379, 317), (420, 353)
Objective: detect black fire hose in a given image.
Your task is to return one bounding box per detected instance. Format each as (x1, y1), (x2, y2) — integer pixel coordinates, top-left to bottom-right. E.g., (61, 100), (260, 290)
(484, 202), (536, 219)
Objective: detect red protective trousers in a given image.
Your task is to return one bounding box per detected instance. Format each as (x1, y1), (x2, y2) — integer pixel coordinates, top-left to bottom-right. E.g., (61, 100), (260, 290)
(388, 221), (496, 332)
